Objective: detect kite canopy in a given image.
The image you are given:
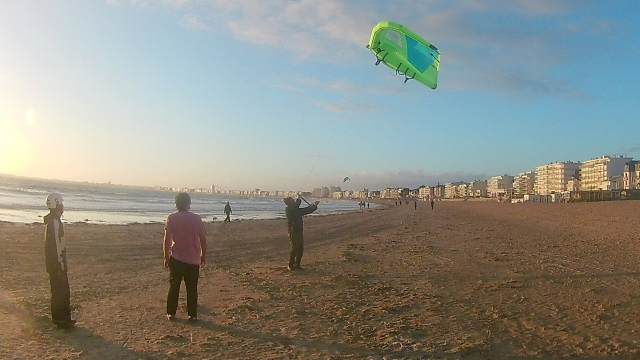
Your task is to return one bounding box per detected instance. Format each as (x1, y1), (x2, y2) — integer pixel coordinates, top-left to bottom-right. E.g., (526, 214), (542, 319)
(367, 21), (440, 89)
(343, 177), (350, 183)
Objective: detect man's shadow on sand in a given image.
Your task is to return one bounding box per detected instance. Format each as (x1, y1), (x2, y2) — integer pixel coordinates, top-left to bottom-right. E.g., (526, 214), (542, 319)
(34, 316), (159, 360)
(188, 308), (637, 360)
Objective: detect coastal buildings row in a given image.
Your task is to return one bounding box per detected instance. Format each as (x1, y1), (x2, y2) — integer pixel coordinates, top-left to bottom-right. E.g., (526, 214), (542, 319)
(154, 154), (639, 202)
(432, 155), (638, 201)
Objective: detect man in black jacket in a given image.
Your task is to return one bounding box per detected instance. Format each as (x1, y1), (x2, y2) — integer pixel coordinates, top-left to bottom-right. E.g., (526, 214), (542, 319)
(44, 193), (75, 329)
(284, 196), (319, 270)
(223, 201), (232, 222)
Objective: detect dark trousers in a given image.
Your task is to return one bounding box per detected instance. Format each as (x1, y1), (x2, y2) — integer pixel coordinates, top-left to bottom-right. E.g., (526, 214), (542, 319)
(289, 232), (304, 267)
(167, 257), (200, 317)
(224, 214), (230, 222)
(48, 270), (71, 322)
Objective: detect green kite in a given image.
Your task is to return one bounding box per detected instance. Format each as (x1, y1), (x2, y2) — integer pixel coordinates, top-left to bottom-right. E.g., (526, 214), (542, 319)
(367, 21), (441, 89)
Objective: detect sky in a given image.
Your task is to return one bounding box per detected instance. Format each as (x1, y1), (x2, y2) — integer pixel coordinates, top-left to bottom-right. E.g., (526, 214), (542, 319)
(1, 0), (639, 192)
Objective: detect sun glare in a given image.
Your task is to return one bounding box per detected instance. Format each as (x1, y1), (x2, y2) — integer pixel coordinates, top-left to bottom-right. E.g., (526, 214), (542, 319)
(0, 132), (32, 174)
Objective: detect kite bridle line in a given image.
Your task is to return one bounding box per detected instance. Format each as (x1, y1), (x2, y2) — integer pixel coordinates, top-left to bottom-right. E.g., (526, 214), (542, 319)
(297, 164), (316, 195)
(367, 36), (440, 84)
(296, 166), (314, 207)
(367, 43), (416, 84)
(297, 193), (312, 206)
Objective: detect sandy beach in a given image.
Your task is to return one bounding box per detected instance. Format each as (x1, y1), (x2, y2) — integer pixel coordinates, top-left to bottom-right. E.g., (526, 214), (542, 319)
(1, 200), (640, 359)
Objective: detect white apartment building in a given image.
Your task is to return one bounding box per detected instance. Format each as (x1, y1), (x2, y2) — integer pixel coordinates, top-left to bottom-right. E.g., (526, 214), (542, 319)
(418, 186), (434, 200)
(445, 182), (466, 199)
(380, 188), (402, 199)
(513, 172), (535, 196)
(488, 175), (514, 197)
(456, 183), (469, 198)
(351, 190), (367, 199)
(580, 156), (632, 191)
(534, 161), (581, 195)
(624, 161), (640, 189)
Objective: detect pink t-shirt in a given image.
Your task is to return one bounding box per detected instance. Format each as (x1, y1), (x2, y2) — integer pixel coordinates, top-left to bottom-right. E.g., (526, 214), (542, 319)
(165, 211), (206, 266)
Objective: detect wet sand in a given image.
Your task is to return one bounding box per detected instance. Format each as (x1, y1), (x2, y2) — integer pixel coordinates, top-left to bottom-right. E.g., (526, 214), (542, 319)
(1, 200), (640, 359)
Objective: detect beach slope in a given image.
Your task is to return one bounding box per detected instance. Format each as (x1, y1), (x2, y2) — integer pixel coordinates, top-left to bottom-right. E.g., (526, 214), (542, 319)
(1, 200), (640, 359)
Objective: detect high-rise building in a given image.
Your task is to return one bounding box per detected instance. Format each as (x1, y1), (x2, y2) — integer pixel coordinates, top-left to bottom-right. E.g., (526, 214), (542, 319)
(580, 156), (632, 191)
(513, 172), (535, 196)
(534, 161), (581, 195)
(469, 180), (488, 197)
(488, 175), (514, 197)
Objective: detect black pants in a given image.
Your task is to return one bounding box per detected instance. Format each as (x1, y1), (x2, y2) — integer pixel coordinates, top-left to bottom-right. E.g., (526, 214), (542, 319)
(167, 257), (200, 317)
(224, 214), (230, 222)
(48, 270), (71, 322)
(289, 232), (304, 267)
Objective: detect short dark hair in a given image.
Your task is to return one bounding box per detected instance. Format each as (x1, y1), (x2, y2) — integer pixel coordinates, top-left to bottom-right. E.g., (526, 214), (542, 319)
(175, 192), (191, 211)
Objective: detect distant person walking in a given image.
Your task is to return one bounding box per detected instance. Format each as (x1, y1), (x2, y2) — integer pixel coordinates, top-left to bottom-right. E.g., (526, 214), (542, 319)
(414, 201), (417, 210)
(223, 201), (232, 222)
(430, 199), (435, 210)
(284, 196), (318, 271)
(44, 193), (75, 329)
(163, 193), (207, 322)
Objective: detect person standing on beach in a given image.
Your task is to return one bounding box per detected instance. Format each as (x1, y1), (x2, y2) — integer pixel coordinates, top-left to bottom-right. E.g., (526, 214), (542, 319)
(414, 200), (417, 210)
(163, 192), (207, 322)
(430, 199), (435, 210)
(284, 196), (319, 271)
(223, 201), (232, 222)
(44, 193), (75, 329)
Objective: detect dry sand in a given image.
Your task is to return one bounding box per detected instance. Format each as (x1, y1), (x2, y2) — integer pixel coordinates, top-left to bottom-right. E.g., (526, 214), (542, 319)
(1, 200), (640, 359)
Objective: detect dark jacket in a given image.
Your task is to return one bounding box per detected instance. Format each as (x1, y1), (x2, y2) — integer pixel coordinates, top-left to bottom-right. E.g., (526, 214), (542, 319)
(224, 203), (232, 215)
(44, 213), (66, 274)
(284, 198), (317, 234)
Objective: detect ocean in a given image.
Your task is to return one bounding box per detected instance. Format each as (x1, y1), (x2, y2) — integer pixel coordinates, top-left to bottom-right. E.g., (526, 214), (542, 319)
(0, 175), (370, 224)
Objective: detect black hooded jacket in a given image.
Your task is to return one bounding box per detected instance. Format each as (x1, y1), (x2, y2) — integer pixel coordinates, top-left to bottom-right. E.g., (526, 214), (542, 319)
(44, 213), (66, 274)
(284, 198), (317, 235)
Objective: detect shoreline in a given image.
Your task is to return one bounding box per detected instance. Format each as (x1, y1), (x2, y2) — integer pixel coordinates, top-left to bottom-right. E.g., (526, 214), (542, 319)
(0, 199), (381, 225)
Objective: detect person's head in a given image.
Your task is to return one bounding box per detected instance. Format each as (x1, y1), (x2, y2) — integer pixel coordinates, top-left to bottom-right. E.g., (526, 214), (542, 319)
(46, 193), (64, 216)
(175, 192), (191, 211)
(283, 197), (293, 206)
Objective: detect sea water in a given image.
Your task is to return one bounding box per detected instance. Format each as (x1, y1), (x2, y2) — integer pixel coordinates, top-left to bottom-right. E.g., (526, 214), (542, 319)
(0, 175), (370, 224)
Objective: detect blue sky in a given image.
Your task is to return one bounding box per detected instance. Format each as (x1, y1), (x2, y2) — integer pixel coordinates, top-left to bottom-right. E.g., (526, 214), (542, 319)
(1, 0), (639, 192)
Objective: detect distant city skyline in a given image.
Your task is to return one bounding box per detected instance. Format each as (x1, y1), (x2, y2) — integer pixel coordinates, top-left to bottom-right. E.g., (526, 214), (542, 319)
(1, 1), (639, 191)
(3, 152), (636, 196)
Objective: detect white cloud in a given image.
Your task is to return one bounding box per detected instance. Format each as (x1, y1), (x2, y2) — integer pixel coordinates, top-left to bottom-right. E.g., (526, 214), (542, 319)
(122, 0), (614, 98)
(179, 14), (209, 31)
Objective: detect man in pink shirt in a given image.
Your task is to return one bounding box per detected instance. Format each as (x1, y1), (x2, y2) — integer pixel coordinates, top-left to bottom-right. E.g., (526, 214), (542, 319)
(163, 192), (207, 322)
